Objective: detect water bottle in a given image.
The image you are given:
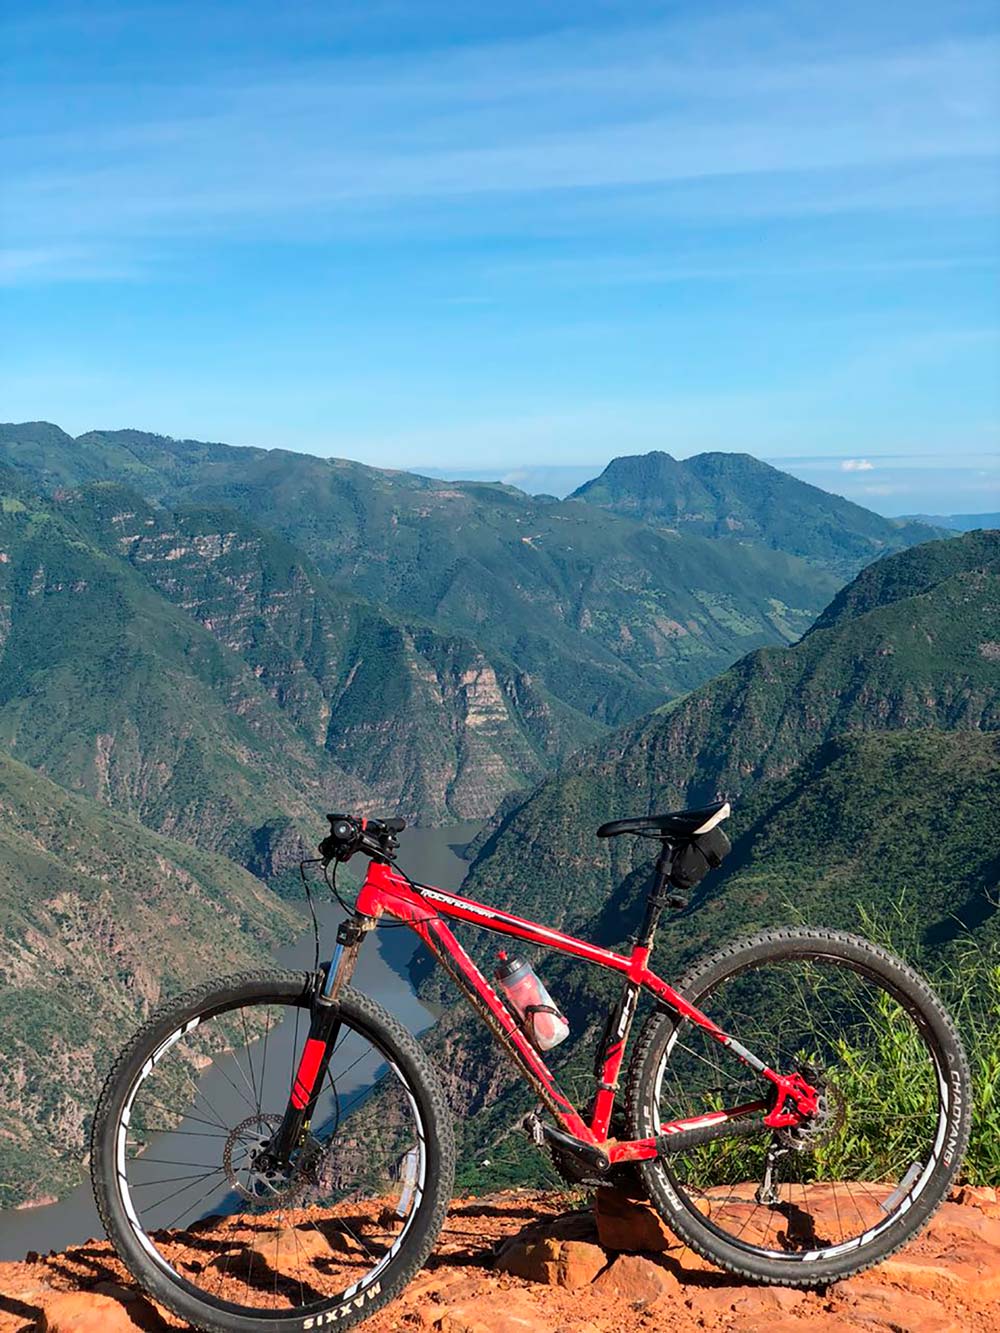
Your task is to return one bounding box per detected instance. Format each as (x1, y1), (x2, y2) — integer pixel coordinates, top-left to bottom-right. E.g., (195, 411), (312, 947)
(494, 951), (569, 1052)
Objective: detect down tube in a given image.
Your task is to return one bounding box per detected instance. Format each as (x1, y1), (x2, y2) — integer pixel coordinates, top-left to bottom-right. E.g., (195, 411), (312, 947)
(402, 903), (594, 1142)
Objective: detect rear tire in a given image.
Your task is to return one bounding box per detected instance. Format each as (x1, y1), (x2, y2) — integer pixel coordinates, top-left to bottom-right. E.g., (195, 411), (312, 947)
(625, 928), (970, 1287)
(92, 970), (455, 1332)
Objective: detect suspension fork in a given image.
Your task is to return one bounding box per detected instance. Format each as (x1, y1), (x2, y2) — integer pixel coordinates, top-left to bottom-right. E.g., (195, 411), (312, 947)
(267, 915), (372, 1166)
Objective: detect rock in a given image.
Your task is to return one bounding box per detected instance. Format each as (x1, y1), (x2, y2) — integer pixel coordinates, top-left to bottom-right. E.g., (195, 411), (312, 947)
(670, 1242), (718, 1278)
(91, 1281), (140, 1303)
(730, 1318), (863, 1333)
(730, 1285), (808, 1315)
(593, 1187), (676, 1252)
(683, 1283), (748, 1320)
(925, 1200), (1000, 1250)
(544, 1208), (599, 1242)
(324, 1223), (366, 1254)
(835, 1281), (965, 1332)
(404, 1269), (477, 1304)
(12, 1186), (1000, 1333)
(247, 1224), (334, 1272)
(496, 1235), (606, 1288)
(877, 1252), (1000, 1304)
(435, 1295), (553, 1333)
(555, 1239), (608, 1289)
(40, 1292), (141, 1332)
(403, 1274), (489, 1328)
(951, 1184), (1000, 1211)
(590, 1252), (681, 1309)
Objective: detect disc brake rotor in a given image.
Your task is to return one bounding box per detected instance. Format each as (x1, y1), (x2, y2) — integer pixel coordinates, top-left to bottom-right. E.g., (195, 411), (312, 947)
(779, 1077), (846, 1151)
(222, 1113), (326, 1205)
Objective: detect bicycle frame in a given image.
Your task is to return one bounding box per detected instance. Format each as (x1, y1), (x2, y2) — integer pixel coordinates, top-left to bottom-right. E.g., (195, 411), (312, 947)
(269, 856), (817, 1174)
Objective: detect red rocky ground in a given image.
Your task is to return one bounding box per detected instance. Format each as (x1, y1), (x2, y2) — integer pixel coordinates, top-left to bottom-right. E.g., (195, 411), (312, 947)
(1, 1185), (999, 1332)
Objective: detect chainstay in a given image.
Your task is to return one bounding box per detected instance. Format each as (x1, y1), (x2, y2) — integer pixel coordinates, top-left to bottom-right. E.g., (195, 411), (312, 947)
(658, 1115), (769, 1156)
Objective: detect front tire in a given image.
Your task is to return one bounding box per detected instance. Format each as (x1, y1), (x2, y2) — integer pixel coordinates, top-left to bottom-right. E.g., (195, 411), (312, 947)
(91, 970), (455, 1332)
(625, 928), (970, 1287)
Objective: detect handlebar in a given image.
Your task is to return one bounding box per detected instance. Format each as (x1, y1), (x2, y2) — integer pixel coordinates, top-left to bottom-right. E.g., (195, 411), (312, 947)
(319, 813), (405, 865)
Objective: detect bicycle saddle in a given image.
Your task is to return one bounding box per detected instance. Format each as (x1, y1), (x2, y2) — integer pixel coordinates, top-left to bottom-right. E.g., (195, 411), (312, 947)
(596, 799), (731, 840)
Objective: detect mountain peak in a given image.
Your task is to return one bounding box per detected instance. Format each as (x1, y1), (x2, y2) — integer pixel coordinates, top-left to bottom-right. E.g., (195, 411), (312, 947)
(570, 448), (944, 576)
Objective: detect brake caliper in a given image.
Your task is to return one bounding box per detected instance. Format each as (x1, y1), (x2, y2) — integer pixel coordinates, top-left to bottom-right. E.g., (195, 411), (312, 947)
(763, 1069), (820, 1130)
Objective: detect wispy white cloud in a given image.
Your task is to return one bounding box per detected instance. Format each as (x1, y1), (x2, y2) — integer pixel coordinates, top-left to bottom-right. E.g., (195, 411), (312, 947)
(841, 458), (876, 471)
(0, 244), (144, 285)
(2, 13), (997, 280)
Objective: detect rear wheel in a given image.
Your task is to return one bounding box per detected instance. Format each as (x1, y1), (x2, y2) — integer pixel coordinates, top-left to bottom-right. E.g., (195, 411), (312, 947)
(92, 970), (454, 1332)
(625, 928), (970, 1286)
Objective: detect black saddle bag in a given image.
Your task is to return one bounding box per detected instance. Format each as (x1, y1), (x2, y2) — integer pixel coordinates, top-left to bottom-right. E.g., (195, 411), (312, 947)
(669, 826), (732, 891)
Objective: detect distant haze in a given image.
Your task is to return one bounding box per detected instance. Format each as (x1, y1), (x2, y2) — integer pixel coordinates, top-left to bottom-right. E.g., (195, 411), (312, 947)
(416, 454), (998, 516)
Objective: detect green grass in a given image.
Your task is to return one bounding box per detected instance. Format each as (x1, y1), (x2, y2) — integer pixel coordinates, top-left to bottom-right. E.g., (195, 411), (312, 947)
(852, 902), (1000, 1186)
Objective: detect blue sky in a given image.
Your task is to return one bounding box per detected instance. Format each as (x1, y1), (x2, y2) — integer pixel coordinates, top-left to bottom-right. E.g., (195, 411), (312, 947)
(2, 0), (998, 513)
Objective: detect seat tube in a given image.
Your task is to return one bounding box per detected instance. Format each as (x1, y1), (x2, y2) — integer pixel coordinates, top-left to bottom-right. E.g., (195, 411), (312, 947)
(591, 971), (643, 1140)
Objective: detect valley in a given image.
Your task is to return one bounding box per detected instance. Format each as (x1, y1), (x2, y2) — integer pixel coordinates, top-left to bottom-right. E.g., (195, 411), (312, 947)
(0, 417), (994, 1221)
(0, 821), (479, 1257)
(417, 533), (1000, 1188)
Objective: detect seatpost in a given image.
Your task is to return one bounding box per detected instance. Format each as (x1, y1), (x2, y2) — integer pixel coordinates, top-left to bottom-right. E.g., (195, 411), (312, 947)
(637, 842), (677, 947)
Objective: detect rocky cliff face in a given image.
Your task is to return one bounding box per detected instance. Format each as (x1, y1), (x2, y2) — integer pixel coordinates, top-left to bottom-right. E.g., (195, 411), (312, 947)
(1, 422), (850, 732)
(0, 479), (370, 874)
(3, 1185), (999, 1333)
(0, 748), (299, 1208)
(60, 486), (588, 822)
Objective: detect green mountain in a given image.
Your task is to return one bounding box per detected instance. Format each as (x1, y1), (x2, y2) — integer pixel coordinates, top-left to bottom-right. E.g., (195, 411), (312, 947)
(679, 729), (1000, 961)
(0, 424), (844, 730)
(0, 421), (256, 494)
(463, 530), (1000, 929)
(906, 513), (1000, 532)
(0, 470), (373, 876)
(436, 729), (1000, 1188)
(61, 483), (591, 821)
(0, 745), (299, 1207)
(407, 534), (999, 1185)
(569, 450), (945, 577)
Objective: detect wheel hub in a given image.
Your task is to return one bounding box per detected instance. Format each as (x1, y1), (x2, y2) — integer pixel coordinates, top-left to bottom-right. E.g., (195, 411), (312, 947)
(779, 1072), (845, 1151)
(223, 1113), (326, 1204)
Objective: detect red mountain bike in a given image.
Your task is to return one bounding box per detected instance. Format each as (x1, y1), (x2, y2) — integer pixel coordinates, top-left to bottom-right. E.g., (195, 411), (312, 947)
(92, 806), (970, 1333)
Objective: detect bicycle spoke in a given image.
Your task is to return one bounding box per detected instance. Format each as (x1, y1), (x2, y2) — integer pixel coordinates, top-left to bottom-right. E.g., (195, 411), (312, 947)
(112, 987), (430, 1318)
(646, 949), (948, 1264)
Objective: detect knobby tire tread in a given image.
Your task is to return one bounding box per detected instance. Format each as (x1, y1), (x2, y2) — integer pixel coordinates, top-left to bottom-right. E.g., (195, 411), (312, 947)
(91, 970), (455, 1333)
(624, 927), (971, 1287)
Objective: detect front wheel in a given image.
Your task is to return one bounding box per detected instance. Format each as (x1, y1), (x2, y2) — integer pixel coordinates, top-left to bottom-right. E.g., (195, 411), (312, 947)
(625, 928), (970, 1287)
(91, 970), (455, 1333)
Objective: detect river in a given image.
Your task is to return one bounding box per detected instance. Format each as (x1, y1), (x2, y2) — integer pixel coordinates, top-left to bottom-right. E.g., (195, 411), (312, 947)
(0, 821), (481, 1261)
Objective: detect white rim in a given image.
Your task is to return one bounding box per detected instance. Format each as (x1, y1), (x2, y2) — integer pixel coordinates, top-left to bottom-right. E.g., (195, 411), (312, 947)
(113, 1001), (428, 1317)
(649, 966), (954, 1262)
